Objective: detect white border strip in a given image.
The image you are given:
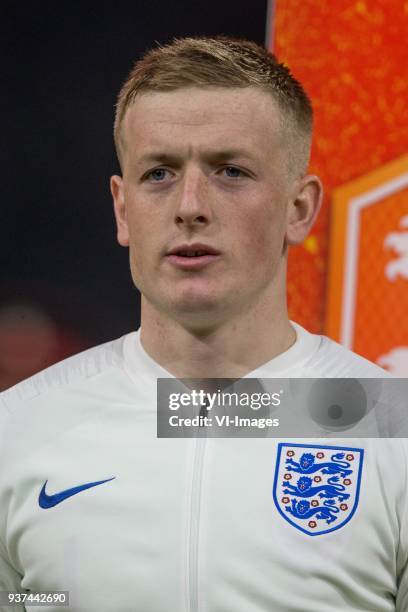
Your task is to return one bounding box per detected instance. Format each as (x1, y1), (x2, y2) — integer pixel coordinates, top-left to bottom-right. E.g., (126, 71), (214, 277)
(340, 173), (408, 349)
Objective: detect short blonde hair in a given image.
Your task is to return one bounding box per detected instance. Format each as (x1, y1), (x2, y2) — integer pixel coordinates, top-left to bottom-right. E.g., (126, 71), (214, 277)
(114, 35), (313, 175)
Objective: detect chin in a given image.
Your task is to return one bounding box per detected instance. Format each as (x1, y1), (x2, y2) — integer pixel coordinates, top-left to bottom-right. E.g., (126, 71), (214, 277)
(171, 293), (220, 314)
(164, 290), (229, 326)
(141, 283), (237, 326)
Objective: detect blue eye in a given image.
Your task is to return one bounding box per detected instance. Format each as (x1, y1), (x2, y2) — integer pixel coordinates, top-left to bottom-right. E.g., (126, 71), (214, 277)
(147, 168), (170, 182)
(222, 166), (244, 178)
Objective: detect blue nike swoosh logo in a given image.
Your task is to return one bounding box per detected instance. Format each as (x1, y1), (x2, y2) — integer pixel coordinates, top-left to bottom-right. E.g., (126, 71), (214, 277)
(38, 477), (116, 509)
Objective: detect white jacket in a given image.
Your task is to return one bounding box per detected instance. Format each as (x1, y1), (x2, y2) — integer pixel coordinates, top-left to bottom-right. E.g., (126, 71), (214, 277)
(0, 323), (406, 611)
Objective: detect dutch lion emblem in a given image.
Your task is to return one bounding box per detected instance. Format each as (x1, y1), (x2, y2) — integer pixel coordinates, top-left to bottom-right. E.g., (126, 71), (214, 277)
(273, 443), (364, 536)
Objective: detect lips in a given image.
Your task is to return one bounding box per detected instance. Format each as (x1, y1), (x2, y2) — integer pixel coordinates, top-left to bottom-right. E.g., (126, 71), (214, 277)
(167, 243), (220, 257)
(176, 250), (210, 257)
(165, 243), (221, 269)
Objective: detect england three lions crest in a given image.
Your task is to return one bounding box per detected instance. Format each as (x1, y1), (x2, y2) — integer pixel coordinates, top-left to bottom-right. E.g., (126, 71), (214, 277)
(273, 443), (364, 536)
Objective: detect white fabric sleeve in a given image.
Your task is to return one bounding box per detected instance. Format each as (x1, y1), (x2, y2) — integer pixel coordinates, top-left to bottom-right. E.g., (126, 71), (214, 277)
(396, 440), (408, 611)
(396, 568), (408, 611)
(0, 543), (25, 612)
(0, 398), (24, 611)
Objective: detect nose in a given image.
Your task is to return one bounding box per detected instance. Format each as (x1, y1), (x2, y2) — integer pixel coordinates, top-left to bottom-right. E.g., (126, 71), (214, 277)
(174, 167), (212, 228)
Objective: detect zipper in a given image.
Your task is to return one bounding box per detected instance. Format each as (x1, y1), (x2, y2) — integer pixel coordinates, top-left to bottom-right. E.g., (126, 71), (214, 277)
(188, 434), (207, 612)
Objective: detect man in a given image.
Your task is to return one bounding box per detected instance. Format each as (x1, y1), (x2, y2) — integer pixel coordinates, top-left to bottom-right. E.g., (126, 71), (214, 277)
(0, 36), (406, 611)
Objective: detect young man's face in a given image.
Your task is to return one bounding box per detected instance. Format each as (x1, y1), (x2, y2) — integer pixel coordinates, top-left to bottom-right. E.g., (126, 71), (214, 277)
(111, 87), (311, 327)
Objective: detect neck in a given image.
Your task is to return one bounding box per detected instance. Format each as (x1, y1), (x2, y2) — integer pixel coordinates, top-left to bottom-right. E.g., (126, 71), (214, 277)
(139, 291), (296, 379)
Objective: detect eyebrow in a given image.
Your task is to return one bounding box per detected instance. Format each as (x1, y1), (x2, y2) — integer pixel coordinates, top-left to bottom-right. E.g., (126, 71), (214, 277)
(138, 149), (259, 165)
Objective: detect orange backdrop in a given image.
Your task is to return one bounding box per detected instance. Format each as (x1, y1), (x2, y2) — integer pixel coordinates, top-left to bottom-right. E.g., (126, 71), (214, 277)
(271, 0), (408, 355)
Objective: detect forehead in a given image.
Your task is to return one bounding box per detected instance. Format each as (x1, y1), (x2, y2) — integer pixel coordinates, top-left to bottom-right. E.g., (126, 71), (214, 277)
(121, 87), (284, 161)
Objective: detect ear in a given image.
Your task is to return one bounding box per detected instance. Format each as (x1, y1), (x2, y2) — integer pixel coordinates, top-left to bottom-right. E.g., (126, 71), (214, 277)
(110, 175), (129, 247)
(285, 174), (323, 246)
